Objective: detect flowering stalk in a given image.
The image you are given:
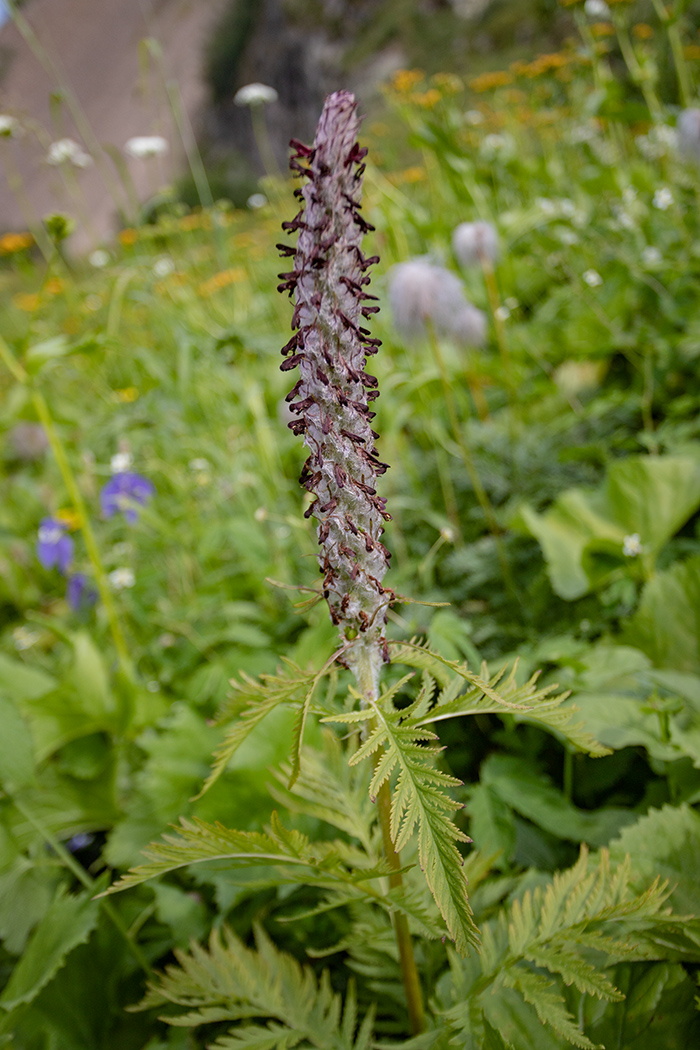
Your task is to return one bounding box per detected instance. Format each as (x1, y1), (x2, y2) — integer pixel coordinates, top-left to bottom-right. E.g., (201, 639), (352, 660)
(278, 90), (393, 689)
(278, 91), (424, 1032)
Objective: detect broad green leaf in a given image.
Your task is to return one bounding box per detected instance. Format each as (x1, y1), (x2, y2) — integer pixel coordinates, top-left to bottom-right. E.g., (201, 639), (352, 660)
(0, 653), (55, 702)
(0, 886), (98, 1010)
(24, 335), (70, 372)
(481, 755), (636, 847)
(0, 860), (54, 955)
(0, 695), (36, 791)
(520, 453), (700, 599)
(465, 783), (516, 865)
(66, 632), (114, 718)
(625, 557), (700, 671)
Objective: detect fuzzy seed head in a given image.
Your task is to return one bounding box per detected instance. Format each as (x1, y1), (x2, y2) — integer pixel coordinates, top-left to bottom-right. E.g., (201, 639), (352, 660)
(388, 258), (487, 347)
(278, 91), (393, 675)
(452, 220), (499, 268)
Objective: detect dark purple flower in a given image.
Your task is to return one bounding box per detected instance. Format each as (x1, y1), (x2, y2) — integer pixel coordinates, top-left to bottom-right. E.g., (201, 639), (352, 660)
(37, 518), (74, 574)
(67, 573), (97, 612)
(100, 471), (155, 523)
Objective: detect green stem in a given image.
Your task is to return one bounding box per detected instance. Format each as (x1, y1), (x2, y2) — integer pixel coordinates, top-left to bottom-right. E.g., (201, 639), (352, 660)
(427, 326), (519, 603)
(652, 0), (693, 107)
(0, 336), (134, 683)
(354, 649), (425, 1036)
(11, 794), (152, 977)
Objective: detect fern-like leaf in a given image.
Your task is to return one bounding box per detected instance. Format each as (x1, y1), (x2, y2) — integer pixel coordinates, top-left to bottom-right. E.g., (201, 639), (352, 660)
(325, 680), (480, 955)
(390, 640), (610, 756)
(133, 925), (374, 1050)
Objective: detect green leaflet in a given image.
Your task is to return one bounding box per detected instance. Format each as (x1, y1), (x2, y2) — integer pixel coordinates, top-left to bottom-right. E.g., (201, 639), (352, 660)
(0, 886), (99, 1012)
(133, 925), (375, 1050)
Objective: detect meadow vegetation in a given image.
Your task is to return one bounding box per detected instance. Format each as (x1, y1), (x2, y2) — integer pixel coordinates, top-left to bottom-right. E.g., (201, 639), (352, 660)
(2, 0), (700, 1047)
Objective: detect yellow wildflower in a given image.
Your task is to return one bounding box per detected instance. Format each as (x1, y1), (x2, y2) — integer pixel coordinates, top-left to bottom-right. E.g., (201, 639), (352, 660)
(409, 88), (441, 108)
(431, 73), (462, 93)
(198, 267), (246, 297)
(390, 69), (424, 94)
(45, 277), (65, 296)
(114, 386), (140, 403)
(0, 231), (33, 254)
(13, 292), (40, 312)
(119, 228), (138, 247)
(469, 70), (513, 92)
(590, 23), (616, 38)
(632, 23), (654, 40)
(683, 44), (700, 59)
(55, 508), (82, 530)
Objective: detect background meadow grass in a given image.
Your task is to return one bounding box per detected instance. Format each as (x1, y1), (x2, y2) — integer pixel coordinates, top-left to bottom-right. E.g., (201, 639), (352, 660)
(3, 2), (700, 1045)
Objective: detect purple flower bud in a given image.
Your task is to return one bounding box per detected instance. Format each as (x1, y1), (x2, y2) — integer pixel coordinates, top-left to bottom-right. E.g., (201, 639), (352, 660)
(66, 572), (98, 612)
(452, 220), (499, 268)
(37, 518), (74, 574)
(100, 471), (155, 523)
(278, 92), (393, 675)
(388, 259), (487, 347)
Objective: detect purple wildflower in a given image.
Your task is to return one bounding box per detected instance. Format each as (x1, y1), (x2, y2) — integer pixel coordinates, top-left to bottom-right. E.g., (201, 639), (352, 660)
(37, 518), (74, 574)
(100, 471), (154, 523)
(66, 573), (97, 612)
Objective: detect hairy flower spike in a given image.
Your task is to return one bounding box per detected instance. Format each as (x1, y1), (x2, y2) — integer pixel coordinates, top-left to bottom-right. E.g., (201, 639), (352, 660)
(279, 91), (392, 678)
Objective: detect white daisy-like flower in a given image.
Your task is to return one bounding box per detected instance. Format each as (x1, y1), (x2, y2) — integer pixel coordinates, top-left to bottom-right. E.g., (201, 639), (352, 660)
(388, 258), (487, 347)
(622, 533), (643, 557)
(108, 567), (135, 590)
(653, 187), (673, 211)
(584, 0), (610, 17)
(464, 109), (484, 125)
(110, 452), (133, 474)
(246, 193), (267, 210)
(153, 255), (175, 278)
(452, 220), (499, 267)
(125, 135), (169, 159)
(46, 138), (92, 168)
(642, 246), (662, 267)
(583, 269), (603, 288)
(234, 83), (278, 107)
(89, 249), (110, 268)
(0, 114), (21, 138)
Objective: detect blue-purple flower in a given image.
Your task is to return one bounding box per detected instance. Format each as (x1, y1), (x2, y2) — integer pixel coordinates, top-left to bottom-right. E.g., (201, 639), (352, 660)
(37, 518), (74, 574)
(66, 572), (98, 612)
(100, 471), (154, 523)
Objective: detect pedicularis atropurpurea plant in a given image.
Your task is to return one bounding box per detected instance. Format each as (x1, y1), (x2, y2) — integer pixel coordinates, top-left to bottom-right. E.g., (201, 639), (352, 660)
(105, 93), (700, 1049)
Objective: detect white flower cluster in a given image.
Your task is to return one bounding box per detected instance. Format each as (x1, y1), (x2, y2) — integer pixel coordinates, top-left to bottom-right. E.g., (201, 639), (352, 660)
(125, 135), (168, 159)
(46, 138), (92, 168)
(0, 114), (21, 138)
(234, 83), (278, 107)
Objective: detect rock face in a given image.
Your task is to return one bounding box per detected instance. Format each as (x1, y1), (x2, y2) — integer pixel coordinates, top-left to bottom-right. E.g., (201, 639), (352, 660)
(0, 0), (228, 250)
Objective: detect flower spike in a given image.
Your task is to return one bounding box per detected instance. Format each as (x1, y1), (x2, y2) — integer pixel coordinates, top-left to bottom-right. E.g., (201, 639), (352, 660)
(278, 91), (393, 680)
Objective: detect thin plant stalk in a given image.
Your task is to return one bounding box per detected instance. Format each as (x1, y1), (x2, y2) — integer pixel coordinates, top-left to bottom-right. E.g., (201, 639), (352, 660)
(355, 649), (425, 1035)
(0, 336), (135, 684)
(0, 143), (54, 262)
(426, 324), (518, 600)
(11, 793), (152, 977)
(651, 0), (693, 108)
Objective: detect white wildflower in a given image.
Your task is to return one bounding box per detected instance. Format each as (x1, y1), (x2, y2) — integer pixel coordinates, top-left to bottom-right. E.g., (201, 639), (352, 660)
(388, 258), (487, 347)
(583, 269), (603, 288)
(0, 114), (21, 138)
(653, 187), (673, 211)
(125, 135), (169, 159)
(13, 626), (40, 651)
(642, 246), (662, 267)
(494, 305), (510, 321)
(560, 199), (576, 218)
(584, 0), (610, 17)
(452, 220), (499, 267)
(481, 133), (508, 157)
(110, 452), (133, 474)
(504, 297), (519, 310)
(464, 109), (484, 125)
(622, 187), (637, 205)
(678, 108), (700, 161)
(234, 83), (278, 107)
(557, 228), (579, 245)
(188, 457), (209, 472)
(536, 197), (557, 217)
(246, 192), (267, 209)
(108, 567), (135, 590)
(153, 255), (175, 278)
(46, 138), (92, 168)
(89, 249), (110, 268)
(83, 293), (102, 312)
(622, 533), (643, 557)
